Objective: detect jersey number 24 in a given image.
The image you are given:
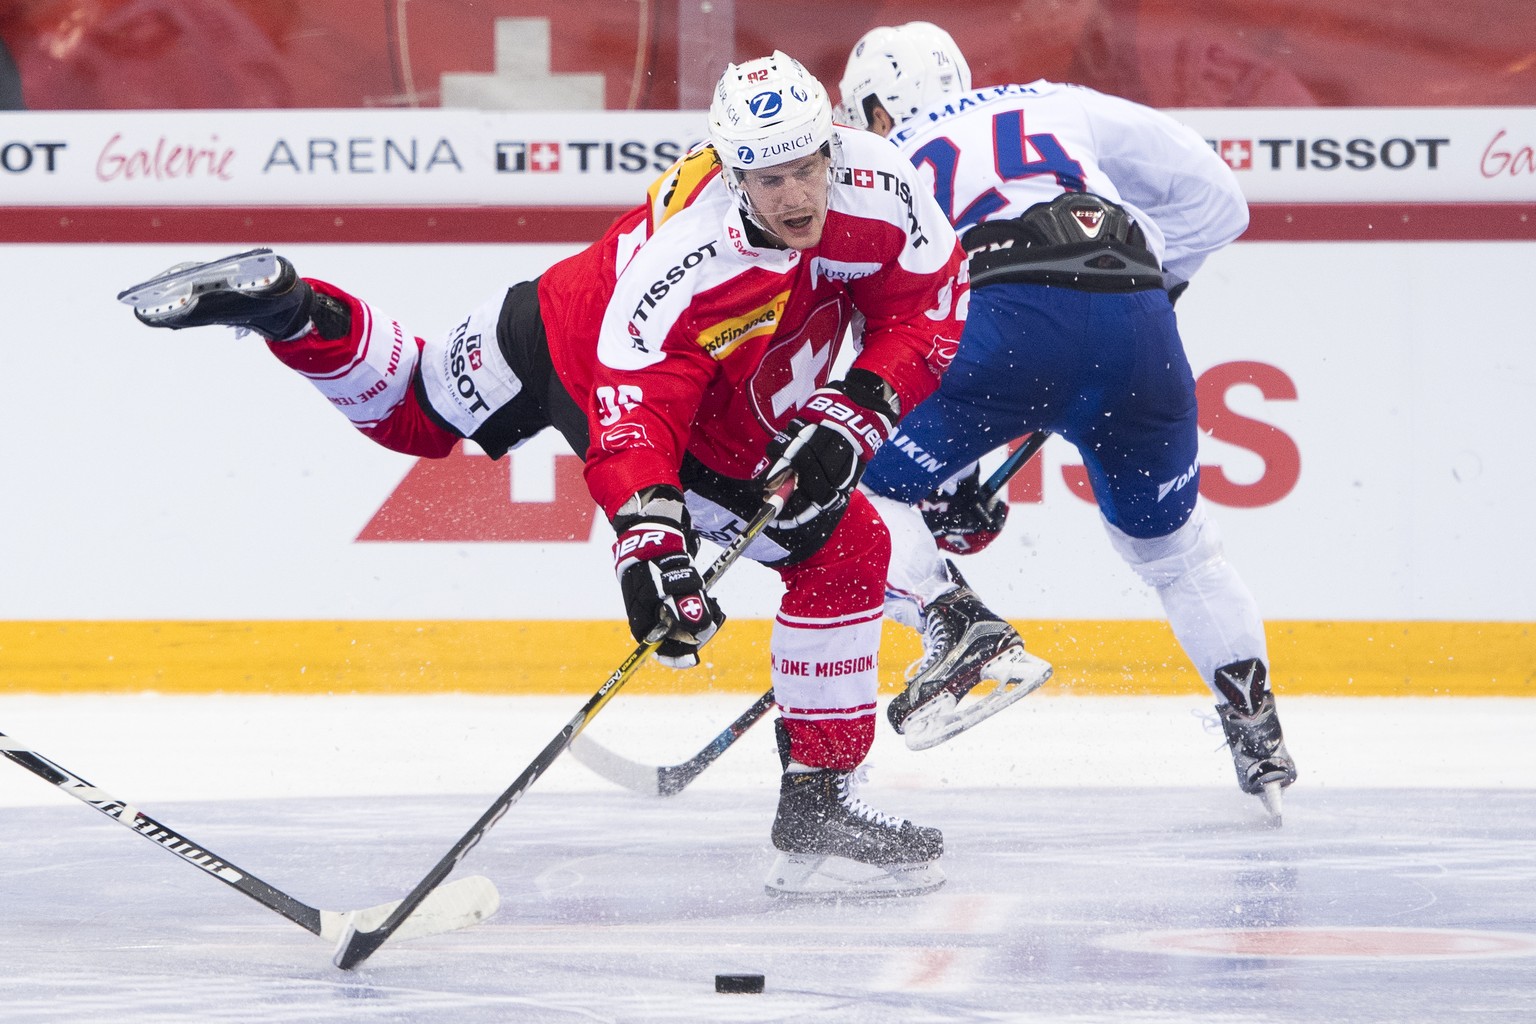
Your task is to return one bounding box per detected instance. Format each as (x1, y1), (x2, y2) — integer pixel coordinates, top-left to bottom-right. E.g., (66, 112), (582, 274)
(910, 110), (1087, 230)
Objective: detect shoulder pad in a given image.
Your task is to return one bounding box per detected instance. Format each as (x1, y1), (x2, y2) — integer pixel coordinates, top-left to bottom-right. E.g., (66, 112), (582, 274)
(648, 146), (723, 229)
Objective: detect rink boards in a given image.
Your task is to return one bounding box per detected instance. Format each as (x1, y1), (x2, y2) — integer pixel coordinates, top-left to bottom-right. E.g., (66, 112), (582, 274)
(1, 108), (1532, 698)
(1, 236), (1532, 697)
(0, 619), (1526, 697)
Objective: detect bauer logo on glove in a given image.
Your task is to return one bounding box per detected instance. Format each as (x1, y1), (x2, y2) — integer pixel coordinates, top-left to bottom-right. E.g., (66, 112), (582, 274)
(803, 392), (889, 453)
(759, 369), (902, 528)
(614, 528), (676, 561)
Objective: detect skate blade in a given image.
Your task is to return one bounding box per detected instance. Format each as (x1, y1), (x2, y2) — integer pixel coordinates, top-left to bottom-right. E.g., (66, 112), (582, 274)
(764, 852), (945, 900)
(117, 248), (280, 318)
(903, 651), (1052, 751)
(1259, 780), (1284, 826)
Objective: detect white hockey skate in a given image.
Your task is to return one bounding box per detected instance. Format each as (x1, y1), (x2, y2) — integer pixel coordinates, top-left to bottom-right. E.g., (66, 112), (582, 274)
(890, 562), (1052, 751)
(117, 248), (313, 339)
(765, 765), (944, 900)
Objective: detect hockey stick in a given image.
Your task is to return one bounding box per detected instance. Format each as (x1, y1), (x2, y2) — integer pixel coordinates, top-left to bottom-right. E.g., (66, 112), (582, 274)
(570, 688), (777, 797)
(983, 430), (1050, 496)
(332, 472), (798, 970)
(0, 730), (499, 943)
(571, 432), (1054, 797)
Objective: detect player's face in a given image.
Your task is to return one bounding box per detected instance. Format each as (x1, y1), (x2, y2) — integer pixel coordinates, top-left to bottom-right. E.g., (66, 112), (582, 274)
(739, 151), (832, 250)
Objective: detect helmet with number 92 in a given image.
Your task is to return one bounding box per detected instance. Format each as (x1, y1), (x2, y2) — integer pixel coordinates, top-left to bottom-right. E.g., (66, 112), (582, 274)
(708, 50), (839, 250)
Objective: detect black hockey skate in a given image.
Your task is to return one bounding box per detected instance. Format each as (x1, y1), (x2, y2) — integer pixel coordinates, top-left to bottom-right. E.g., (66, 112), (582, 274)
(888, 561), (1052, 751)
(1214, 657), (1297, 824)
(117, 248), (316, 340)
(766, 765), (944, 899)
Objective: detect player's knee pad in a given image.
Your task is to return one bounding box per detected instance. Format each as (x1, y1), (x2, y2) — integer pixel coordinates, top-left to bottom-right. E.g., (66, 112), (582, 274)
(1104, 500), (1223, 591)
(778, 492), (890, 617)
(799, 491), (890, 589)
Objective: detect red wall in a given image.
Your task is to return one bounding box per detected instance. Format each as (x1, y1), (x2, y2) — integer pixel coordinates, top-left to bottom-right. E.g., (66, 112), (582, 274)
(3, 0), (1533, 112)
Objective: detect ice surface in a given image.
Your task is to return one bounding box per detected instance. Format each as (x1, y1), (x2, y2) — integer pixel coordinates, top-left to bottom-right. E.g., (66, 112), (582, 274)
(2, 694), (1534, 1023)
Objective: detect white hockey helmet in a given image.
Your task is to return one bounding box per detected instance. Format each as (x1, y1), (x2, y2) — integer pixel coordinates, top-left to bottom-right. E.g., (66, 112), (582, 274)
(708, 50), (835, 175)
(838, 21), (972, 131)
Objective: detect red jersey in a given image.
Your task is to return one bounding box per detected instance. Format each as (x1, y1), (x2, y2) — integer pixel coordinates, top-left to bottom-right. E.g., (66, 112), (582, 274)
(538, 126), (968, 519)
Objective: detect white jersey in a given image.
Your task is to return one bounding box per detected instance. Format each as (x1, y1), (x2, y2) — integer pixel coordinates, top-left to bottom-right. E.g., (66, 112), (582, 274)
(888, 80), (1248, 286)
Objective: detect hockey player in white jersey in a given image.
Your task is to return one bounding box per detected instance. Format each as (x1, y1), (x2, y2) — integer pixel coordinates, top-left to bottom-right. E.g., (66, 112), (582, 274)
(839, 22), (1297, 818)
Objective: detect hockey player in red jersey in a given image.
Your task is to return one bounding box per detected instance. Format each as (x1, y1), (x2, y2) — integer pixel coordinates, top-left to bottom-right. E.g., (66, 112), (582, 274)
(120, 52), (968, 898)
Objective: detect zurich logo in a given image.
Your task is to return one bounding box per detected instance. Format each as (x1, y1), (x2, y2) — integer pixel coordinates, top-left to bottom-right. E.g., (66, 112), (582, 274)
(748, 90), (783, 118)
(736, 145), (755, 164)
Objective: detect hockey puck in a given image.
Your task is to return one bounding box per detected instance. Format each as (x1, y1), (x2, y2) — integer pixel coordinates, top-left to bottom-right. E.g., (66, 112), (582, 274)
(714, 973), (765, 994)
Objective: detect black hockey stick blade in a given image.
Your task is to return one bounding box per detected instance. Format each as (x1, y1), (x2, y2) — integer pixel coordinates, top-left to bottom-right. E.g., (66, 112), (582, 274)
(570, 688), (776, 797)
(0, 730), (500, 943)
(333, 473), (797, 970)
(982, 431), (1051, 499)
(659, 687), (773, 794)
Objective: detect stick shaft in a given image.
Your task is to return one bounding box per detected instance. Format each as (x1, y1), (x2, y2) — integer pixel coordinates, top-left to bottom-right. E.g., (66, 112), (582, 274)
(0, 731), (324, 934)
(334, 474), (796, 970)
(655, 689), (776, 796)
(982, 431), (1050, 497)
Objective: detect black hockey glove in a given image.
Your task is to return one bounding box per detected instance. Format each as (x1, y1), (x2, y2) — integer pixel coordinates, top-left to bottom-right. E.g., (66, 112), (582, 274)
(760, 368), (900, 527)
(917, 463), (1010, 554)
(610, 485), (724, 669)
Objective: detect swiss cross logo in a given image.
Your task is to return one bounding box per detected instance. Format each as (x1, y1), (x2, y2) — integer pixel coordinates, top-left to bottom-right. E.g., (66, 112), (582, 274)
(743, 299), (848, 430)
(852, 168), (874, 188)
(494, 141), (561, 173)
(528, 141), (560, 172)
(677, 595), (706, 623)
(767, 337), (832, 419)
(1219, 139), (1253, 171)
